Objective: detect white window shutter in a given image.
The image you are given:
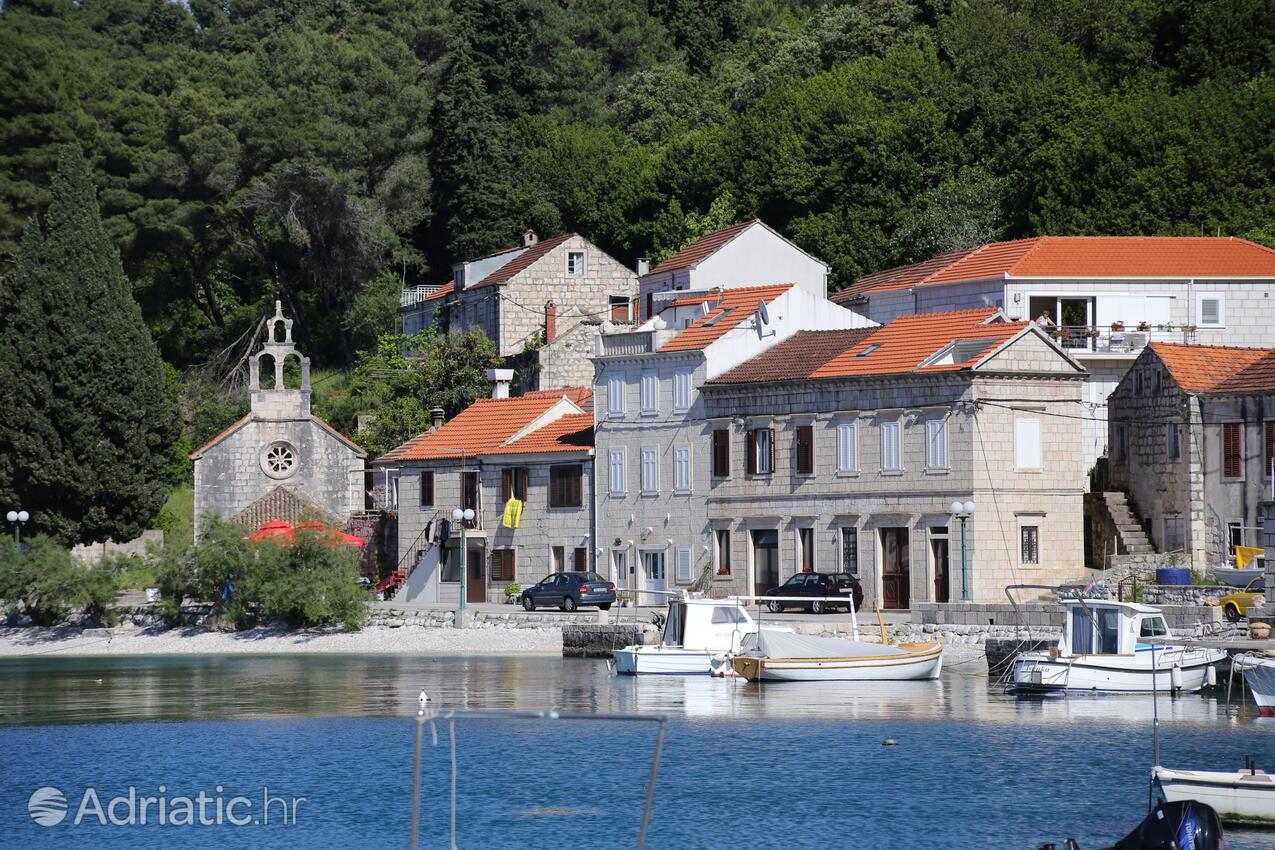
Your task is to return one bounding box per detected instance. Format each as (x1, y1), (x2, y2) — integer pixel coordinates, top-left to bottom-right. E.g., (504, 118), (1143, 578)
(928, 419), (947, 469)
(1016, 418), (1042, 470)
(674, 447), (690, 491)
(882, 421), (901, 471)
(676, 547), (692, 583)
(640, 372), (657, 413)
(609, 449), (625, 494)
(608, 376), (625, 415)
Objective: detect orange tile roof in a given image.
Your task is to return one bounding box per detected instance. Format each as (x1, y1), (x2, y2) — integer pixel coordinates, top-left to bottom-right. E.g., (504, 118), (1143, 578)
(709, 329), (880, 384)
(1210, 351), (1275, 394)
(377, 388), (592, 462)
(810, 309), (1025, 378)
(647, 220), (757, 276)
(1150, 343), (1273, 394)
(857, 237), (1275, 295)
(497, 412), (593, 454)
(657, 283), (794, 353)
(467, 233), (575, 290)
(424, 280), (454, 302)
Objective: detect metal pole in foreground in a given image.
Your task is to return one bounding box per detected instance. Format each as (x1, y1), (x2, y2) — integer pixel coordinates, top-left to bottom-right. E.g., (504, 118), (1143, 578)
(960, 516), (969, 602)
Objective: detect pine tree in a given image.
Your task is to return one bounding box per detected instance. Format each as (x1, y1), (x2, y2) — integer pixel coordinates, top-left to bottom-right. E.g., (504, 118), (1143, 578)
(0, 145), (177, 545)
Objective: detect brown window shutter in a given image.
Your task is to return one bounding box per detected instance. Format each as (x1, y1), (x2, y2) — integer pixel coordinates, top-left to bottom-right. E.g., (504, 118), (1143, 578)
(746, 430), (757, 475)
(767, 429), (775, 472)
(796, 426), (813, 474)
(572, 466), (582, 506)
(1223, 423), (1242, 478)
(501, 469), (512, 502)
(1265, 421), (1275, 469)
(712, 430), (729, 477)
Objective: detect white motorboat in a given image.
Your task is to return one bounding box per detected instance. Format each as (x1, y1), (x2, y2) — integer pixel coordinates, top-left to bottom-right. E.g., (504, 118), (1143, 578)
(1234, 652), (1275, 717)
(1010, 599), (1225, 694)
(730, 629), (943, 682)
(1210, 565), (1266, 588)
(612, 597), (761, 675)
(1154, 764), (1275, 826)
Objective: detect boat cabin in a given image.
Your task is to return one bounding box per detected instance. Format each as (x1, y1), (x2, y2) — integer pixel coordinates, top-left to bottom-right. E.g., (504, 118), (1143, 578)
(663, 599), (756, 652)
(1057, 600), (1169, 657)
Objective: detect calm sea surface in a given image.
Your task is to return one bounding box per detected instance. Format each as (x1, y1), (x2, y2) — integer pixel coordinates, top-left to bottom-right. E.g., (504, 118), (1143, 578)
(0, 653), (1271, 849)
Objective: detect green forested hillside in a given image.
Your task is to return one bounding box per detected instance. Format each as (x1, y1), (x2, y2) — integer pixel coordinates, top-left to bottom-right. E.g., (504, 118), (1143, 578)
(2, 0), (1272, 369)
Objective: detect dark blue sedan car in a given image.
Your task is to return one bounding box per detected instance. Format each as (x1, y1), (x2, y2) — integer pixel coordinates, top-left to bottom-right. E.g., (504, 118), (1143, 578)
(520, 572), (616, 612)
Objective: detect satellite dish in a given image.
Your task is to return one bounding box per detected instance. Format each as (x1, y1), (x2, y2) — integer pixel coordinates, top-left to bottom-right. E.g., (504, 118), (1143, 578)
(756, 299), (770, 325)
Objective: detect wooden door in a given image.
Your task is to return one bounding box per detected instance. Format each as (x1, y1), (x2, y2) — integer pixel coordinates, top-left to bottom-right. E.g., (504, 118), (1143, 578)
(880, 528), (910, 610)
(466, 545), (486, 603)
(932, 539), (950, 604)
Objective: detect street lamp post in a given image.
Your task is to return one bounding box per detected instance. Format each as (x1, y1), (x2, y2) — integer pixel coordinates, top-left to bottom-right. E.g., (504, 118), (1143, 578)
(451, 507), (475, 609)
(949, 500), (975, 601)
(5, 510), (29, 546)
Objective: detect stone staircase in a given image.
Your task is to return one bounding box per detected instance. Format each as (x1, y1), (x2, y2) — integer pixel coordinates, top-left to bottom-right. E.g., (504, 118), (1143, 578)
(1102, 492), (1155, 555)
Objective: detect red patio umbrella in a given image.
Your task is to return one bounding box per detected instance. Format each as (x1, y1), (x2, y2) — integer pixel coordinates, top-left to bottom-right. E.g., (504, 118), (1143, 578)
(246, 520), (365, 548)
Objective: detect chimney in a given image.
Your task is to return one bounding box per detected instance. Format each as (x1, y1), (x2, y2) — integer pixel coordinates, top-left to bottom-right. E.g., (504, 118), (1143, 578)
(430, 407), (445, 430)
(522, 228), (538, 247)
(545, 301), (557, 343)
(486, 368), (514, 399)
(636, 257), (650, 276)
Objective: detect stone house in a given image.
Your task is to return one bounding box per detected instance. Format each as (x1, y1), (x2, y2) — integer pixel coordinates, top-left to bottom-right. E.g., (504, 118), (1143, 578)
(832, 236), (1275, 468)
(374, 382), (594, 604)
(399, 230), (637, 390)
(591, 281), (875, 603)
(1107, 342), (1275, 567)
(637, 219), (830, 322)
(191, 303), (366, 538)
(699, 308), (1088, 608)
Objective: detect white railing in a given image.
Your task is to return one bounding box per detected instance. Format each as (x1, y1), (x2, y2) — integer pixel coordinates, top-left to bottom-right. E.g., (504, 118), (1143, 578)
(400, 285), (442, 309)
(598, 331), (654, 356)
(1047, 326), (1197, 354)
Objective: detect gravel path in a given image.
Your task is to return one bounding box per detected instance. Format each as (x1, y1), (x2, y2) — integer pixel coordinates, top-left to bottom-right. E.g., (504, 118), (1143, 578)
(0, 624), (563, 657)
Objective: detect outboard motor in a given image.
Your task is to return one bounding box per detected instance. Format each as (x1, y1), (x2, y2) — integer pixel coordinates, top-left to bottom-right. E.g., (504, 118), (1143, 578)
(1112, 800), (1223, 850)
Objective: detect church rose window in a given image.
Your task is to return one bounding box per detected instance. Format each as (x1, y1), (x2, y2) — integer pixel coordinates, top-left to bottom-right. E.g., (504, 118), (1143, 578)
(261, 441), (299, 479)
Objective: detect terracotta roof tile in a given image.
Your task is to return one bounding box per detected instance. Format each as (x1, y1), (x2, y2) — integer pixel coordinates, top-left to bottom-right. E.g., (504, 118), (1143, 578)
(467, 233), (575, 290)
(856, 237), (1275, 296)
(657, 283), (794, 353)
(496, 412), (593, 454)
(709, 329), (880, 384)
(377, 388), (592, 462)
(1210, 350), (1275, 394)
(647, 220), (756, 276)
(424, 280), (454, 302)
(810, 309), (1024, 379)
(1150, 343), (1273, 394)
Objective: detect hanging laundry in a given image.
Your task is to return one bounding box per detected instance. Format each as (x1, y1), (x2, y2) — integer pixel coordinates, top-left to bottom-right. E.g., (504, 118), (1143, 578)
(501, 497), (524, 529)
(438, 518), (451, 544)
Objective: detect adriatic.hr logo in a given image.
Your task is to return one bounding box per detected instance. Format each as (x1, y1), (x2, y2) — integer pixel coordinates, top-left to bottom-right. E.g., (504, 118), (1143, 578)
(28, 787), (68, 826)
(26, 785), (305, 828)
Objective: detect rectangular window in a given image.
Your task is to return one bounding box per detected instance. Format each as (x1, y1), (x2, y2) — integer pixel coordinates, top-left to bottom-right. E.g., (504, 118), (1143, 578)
(608, 449), (625, 495)
(1222, 422), (1242, 479)
(673, 371), (691, 412)
(1015, 418), (1042, 470)
(574, 547), (587, 571)
(1163, 514), (1184, 553)
(795, 425), (814, 475)
(609, 296), (630, 322)
(840, 527), (858, 575)
(711, 429), (730, 477)
(1198, 293), (1223, 327)
(461, 471), (479, 518)
(798, 527), (814, 571)
(491, 549), (516, 582)
(607, 375), (625, 417)
(548, 464), (583, 508)
(1020, 526), (1040, 565)
(1167, 423), (1181, 460)
(551, 546), (565, 572)
(837, 422), (858, 473)
(1265, 421), (1275, 476)
(420, 471), (434, 507)
(1228, 521), (1243, 550)
(501, 467), (528, 502)
(1114, 424), (1128, 462)
(715, 529), (731, 575)
(640, 447), (659, 494)
(926, 418), (948, 470)
(747, 428), (775, 475)
(674, 447), (691, 492)
(567, 250), (585, 276)
(881, 420), (902, 472)
(675, 547), (693, 583)
(640, 371), (657, 415)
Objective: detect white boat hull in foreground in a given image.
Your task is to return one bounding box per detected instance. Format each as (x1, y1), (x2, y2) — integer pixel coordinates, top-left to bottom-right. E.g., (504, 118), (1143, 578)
(1234, 654), (1275, 716)
(1012, 646), (1224, 694)
(1154, 766), (1275, 826)
(612, 647), (720, 675)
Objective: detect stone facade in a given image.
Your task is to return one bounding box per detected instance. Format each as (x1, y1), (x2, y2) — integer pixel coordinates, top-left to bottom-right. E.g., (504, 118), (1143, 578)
(191, 304), (366, 538)
(538, 320), (603, 390)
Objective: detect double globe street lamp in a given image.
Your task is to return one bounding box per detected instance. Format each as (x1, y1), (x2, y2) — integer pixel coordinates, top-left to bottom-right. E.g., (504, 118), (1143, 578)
(949, 501), (975, 602)
(6, 509), (29, 546)
(451, 508), (476, 610)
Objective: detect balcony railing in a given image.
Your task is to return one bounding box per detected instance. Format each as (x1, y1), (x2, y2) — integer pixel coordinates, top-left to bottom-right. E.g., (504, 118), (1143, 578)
(1045, 325), (1197, 354)
(598, 331), (655, 356)
(400, 285), (442, 309)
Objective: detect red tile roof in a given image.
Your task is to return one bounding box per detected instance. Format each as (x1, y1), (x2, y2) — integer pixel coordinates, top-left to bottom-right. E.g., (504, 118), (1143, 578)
(853, 237), (1275, 296)
(709, 329), (880, 384)
(810, 309), (1025, 379)
(467, 233), (575, 290)
(497, 412), (593, 454)
(1211, 351), (1275, 394)
(1150, 343), (1273, 394)
(425, 280), (454, 302)
(657, 283), (794, 353)
(647, 220), (757, 276)
(377, 388), (592, 462)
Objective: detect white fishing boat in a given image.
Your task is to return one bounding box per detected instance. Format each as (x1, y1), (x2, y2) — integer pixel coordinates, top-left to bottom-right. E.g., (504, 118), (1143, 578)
(1154, 763), (1275, 826)
(612, 597), (761, 675)
(729, 629), (943, 682)
(1234, 653), (1275, 717)
(1010, 599), (1225, 694)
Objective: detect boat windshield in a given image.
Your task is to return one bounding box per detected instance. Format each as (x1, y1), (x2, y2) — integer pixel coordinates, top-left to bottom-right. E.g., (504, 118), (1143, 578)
(1070, 606), (1121, 654)
(1097, 608), (1120, 653)
(663, 603), (686, 646)
(1139, 616), (1168, 639)
(710, 605), (748, 625)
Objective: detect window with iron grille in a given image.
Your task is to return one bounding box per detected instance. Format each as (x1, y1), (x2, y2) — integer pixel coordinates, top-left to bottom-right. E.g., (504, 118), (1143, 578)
(1020, 526), (1040, 565)
(549, 464), (583, 507)
(795, 425), (813, 475)
(841, 527), (858, 575)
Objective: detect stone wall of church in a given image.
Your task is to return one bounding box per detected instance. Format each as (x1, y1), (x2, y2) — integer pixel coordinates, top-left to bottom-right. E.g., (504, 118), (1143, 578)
(193, 418), (366, 538)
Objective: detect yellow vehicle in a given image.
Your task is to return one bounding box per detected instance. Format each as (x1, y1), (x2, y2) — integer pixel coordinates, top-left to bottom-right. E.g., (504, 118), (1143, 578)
(1220, 575), (1266, 622)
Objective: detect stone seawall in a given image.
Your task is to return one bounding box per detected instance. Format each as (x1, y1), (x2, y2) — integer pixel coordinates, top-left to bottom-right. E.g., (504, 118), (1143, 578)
(562, 624), (660, 658)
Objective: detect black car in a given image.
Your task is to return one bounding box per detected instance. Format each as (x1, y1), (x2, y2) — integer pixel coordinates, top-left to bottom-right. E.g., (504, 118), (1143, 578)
(765, 572), (863, 614)
(520, 571), (617, 612)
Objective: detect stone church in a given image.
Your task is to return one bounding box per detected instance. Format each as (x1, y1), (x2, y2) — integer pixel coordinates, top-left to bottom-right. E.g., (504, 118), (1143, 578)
(190, 302), (366, 538)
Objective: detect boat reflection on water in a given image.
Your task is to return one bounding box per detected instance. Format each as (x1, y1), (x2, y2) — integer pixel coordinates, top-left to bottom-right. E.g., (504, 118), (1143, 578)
(1012, 692), (1226, 724)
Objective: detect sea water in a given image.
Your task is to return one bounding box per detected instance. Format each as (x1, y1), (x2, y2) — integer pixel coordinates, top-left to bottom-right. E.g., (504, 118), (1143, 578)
(0, 654), (1271, 848)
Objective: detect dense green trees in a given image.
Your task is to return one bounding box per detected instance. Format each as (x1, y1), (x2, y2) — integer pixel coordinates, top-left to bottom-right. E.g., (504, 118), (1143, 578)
(0, 0), (1271, 372)
(0, 145), (176, 546)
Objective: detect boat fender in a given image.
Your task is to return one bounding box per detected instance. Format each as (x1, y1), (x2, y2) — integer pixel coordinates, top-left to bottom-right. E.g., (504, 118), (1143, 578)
(1205, 665), (1216, 688)
(1170, 665), (1183, 691)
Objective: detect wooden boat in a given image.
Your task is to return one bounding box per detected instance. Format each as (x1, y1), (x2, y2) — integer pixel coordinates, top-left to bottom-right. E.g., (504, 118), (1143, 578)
(1154, 764), (1275, 827)
(613, 597), (765, 675)
(730, 630), (943, 682)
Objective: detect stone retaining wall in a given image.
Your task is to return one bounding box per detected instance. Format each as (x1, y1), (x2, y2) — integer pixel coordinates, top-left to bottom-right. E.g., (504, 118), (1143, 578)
(562, 624), (660, 658)
(367, 608), (600, 630)
(1142, 585), (1234, 606)
(912, 601), (1221, 636)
